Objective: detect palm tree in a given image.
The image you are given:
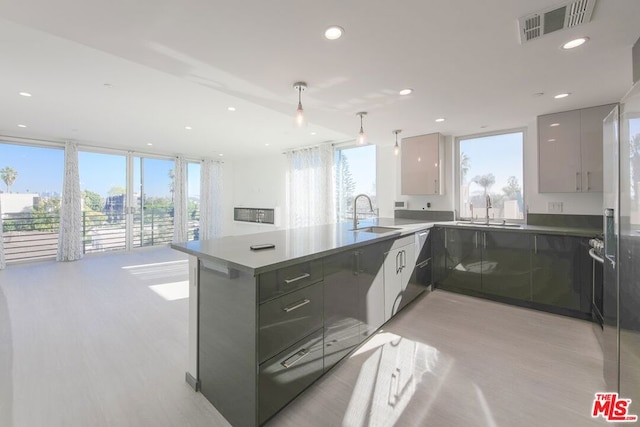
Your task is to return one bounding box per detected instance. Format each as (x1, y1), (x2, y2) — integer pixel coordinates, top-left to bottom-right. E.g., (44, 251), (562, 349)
(460, 152), (471, 184)
(0, 166), (18, 192)
(472, 173), (495, 199)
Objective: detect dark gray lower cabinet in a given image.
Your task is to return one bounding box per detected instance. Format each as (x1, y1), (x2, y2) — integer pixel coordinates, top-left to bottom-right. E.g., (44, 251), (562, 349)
(481, 230), (531, 300)
(258, 329), (324, 424)
(323, 241), (389, 371)
(531, 234), (591, 312)
(440, 228), (482, 292)
(433, 227), (592, 318)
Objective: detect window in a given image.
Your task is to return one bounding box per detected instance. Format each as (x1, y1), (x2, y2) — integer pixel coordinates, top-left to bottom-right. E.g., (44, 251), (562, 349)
(335, 145), (377, 221)
(0, 141), (64, 262)
(457, 130), (524, 221)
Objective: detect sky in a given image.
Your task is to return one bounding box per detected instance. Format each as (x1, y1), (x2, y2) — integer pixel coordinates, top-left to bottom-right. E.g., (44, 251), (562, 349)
(0, 143), (200, 198)
(460, 132), (523, 195)
(339, 144), (376, 195)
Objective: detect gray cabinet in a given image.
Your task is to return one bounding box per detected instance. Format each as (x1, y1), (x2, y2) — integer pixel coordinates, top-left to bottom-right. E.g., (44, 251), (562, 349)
(538, 104), (616, 193)
(438, 228), (482, 292)
(531, 234), (591, 312)
(433, 226), (592, 319)
(481, 230), (531, 300)
(401, 133), (445, 195)
(323, 241), (388, 371)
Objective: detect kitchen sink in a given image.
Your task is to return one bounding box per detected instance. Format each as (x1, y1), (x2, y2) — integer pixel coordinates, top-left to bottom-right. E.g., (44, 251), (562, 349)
(455, 221), (522, 228)
(352, 226), (401, 233)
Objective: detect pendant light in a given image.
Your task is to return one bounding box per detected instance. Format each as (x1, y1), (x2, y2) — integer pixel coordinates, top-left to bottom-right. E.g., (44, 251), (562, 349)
(293, 82), (307, 127)
(356, 112), (367, 145)
(393, 129), (402, 156)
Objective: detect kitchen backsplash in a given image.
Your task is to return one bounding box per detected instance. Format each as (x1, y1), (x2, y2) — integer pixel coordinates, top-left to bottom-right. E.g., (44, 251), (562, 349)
(526, 213), (602, 229)
(394, 209), (455, 221)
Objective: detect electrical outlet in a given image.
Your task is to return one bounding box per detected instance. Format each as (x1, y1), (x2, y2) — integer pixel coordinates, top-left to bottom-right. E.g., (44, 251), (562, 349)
(547, 202), (563, 213)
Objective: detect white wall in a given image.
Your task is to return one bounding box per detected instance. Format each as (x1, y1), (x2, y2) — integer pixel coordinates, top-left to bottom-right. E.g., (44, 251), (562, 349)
(222, 154), (287, 236)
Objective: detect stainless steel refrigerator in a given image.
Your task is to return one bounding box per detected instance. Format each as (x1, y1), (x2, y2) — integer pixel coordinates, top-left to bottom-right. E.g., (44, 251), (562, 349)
(602, 78), (640, 404)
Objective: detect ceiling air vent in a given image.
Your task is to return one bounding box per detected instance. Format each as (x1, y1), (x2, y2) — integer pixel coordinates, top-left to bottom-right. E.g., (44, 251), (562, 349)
(518, 0), (596, 44)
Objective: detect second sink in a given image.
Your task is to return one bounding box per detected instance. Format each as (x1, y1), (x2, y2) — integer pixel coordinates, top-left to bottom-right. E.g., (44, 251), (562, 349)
(352, 226), (401, 233)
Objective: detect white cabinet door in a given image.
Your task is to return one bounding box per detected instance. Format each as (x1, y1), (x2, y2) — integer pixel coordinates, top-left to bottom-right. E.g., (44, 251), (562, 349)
(580, 104), (616, 192)
(538, 110), (582, 193)
(401, 133), (442, 195)
(383, 237), (417, 321)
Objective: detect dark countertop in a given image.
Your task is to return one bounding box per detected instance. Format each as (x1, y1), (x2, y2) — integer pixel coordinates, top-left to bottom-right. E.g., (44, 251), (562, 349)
(171, 218), (435, 275)
(433, 221), (601, 237)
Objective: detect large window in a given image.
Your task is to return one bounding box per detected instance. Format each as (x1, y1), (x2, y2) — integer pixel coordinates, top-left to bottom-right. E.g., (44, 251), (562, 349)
(457, 130), (524, 221)
(0, 141), (64, 262)
(335, 145), (377, 222)
(187, 161), (201, 241)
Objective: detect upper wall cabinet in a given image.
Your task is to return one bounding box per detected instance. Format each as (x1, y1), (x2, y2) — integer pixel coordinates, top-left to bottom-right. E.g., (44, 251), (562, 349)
(401, 132), (445, 195)
(538, 104), (616, 193)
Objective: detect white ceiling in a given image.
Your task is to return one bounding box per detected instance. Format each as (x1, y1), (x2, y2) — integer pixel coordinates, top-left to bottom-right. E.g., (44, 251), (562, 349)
(0, 0), (639, 159)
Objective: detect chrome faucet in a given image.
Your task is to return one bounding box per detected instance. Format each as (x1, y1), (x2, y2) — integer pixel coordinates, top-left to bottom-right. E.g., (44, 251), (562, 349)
(353, 193), (374, 229)
(485, 194), (492, 223)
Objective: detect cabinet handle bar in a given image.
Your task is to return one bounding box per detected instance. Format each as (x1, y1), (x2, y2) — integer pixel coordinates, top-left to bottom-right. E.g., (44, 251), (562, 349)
(284, 273), (311, 284)
(283, 298), (311, 313)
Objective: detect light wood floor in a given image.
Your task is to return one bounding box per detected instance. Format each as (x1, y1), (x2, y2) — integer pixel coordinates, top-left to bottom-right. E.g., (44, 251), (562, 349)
(0, 248), (609, 426)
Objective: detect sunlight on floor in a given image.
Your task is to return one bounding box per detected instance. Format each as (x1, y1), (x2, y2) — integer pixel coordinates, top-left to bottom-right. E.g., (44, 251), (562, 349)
(149, 281), (189, 301)
(122, 260), (188, 280)
(344, 331), (441, 426)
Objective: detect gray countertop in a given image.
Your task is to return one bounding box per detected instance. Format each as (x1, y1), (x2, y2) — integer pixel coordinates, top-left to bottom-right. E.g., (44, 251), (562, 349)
(171, 217), (601, 276)
(433, 221), (600, 237)
(170, 218), (434, 275)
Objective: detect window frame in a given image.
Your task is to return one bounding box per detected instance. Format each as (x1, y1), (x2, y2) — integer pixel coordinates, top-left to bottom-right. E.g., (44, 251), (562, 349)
(454, 127), (527, 222)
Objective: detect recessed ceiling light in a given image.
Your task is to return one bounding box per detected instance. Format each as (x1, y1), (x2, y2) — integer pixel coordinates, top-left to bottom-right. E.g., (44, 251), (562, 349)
(310, 131), (317, 136)
(324, 26), (344, 40)
(435, 118), (445, 123)
(218, 153), (224, 157)
(19, 92), (32, 97)
(550, 123), (560, 127)
(185, 126), (192, 130)
(562, 37), (589, 50)
(147, 143), (153, 146)
(399, 88), (413, 96)
(17, 124), (27, 128)
(554, 93), (570, 99)
(548, 139), (556, 142)
(265, 143), (270, 147)
(227, 107), (236, 112)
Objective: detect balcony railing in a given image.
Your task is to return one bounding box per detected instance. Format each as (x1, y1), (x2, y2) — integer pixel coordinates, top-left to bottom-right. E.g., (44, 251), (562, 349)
(2, 210), (200, 264)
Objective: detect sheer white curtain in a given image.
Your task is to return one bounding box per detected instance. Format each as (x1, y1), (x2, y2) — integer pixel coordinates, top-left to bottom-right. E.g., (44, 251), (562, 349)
(286, 144), (335, 228)
(57, 141), (83, 262)
(172, 156), (187, 243)
(200, 159), (223, 240)
(0, 195), (5, 269)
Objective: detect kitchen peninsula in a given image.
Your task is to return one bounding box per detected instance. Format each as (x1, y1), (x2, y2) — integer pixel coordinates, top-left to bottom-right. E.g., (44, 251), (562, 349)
(171, 218), (434, 427)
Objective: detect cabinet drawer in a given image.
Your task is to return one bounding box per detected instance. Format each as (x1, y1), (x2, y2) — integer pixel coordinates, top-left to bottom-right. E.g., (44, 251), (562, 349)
(259, 329), (324, 424)
(259, 281), (323, 363)
(259, 259), (323, 303)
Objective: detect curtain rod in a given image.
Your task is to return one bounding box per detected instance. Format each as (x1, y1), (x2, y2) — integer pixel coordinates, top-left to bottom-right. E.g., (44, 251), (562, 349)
(282, 138), (356, 154)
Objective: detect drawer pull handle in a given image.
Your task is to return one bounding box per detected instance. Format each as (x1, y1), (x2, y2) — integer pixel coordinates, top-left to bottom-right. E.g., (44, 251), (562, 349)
(283, 298), (310, 313)
(284, 273), (311, 284)
(281, 348), (309, 369)
(417, 258), (430, 269)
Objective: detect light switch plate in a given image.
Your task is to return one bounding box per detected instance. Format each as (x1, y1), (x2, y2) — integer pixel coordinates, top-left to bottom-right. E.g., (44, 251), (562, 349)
(548, 201), (563, 213)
